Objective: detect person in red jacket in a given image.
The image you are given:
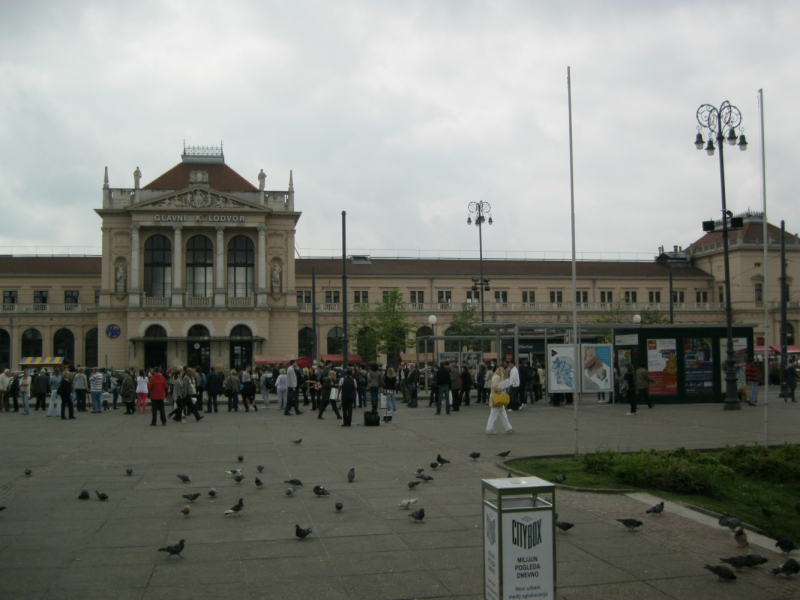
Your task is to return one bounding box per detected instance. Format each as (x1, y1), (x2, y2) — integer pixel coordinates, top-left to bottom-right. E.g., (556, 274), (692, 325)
(745, 359), (759, 406)
(148, 367), (169, 426)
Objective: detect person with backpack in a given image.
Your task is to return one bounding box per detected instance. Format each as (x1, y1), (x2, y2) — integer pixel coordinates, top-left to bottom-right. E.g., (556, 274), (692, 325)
(122, 369), (137, 414)
(338, 369), (356, 426)
(319, 371), (341, 420)
(258, 368), (271, 409)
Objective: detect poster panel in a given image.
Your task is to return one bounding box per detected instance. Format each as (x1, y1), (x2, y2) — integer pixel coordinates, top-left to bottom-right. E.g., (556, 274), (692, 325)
(647, 339), (677, 395)
(483, 504), (500, 600)
(684, 338), (714, 394)
(501, 509), (554, 599)
(462, 352), (483, 370)
(617, 349), (632, 374)
(615, 333), (639, 346)
(547, 344), (577, 393)
(581, 344), (612, 391)
(719, 338), (748, 389)
(438, 352), (460, 366)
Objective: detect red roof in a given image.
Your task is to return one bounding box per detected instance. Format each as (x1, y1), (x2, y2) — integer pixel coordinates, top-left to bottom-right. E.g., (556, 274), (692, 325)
(144, 163), (258, 192)
(687, 221), (792, 251)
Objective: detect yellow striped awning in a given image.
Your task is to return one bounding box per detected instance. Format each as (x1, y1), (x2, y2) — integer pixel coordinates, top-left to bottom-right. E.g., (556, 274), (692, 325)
(20, 357), (65, 366)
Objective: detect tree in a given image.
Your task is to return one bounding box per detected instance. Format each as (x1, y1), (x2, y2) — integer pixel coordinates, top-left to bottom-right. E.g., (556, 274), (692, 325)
(595, 303), (670, 325)
(347, 289), (414, 367)
(447, 302), (489, 351)
(348, 302), (378, 361)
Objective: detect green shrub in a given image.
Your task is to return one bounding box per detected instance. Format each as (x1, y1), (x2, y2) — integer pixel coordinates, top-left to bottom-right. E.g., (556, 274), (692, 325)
(718, 443), (800, 483)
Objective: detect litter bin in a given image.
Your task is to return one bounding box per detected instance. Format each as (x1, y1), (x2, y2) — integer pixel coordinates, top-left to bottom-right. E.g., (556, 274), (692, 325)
(482, 476), (556, 599)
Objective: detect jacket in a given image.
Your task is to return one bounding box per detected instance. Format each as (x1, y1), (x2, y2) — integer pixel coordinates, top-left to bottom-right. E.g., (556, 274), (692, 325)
(634, 367), (655, 389)
(367, 370), (382, 387)
(50, 374), (62, 392)
(57, 377), (72, 402)
(205, 371), (221, 394)
(383, 375), (397, 391)
(460, 370), (472, 388)
(148, 373), (169, 400)
(73, 373), (88, 390)
(745, 363), (759, 383)
(450, 367), (460, 389)
(435, 368), (452, 387)
(490, 373), (512, 395)
(226, 375), (241, 394)
(286, 366), (298, 388)
(33, 373), (50, 394)
(408, 368), (420, 385)
(172, 376), (184, 398)
(275, 374), (287, 391)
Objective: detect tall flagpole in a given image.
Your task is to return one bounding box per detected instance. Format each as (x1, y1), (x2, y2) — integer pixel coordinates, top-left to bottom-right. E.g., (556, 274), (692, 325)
(759, 89), (769, 444)
(568, 66), (580, 458)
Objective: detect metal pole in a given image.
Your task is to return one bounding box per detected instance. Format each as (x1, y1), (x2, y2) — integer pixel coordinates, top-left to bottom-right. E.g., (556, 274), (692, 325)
(717, 121), (740, 410)
(478, 212), (486, 323)
(424, 339), (429, 391)
(567, 66), (580, 457)
(311, 268), (317, 364)
(758, 88), (769, 442)
(779, 220), (788, 399)
(669, 271), (674, 324)
(341, 211), (349, 371)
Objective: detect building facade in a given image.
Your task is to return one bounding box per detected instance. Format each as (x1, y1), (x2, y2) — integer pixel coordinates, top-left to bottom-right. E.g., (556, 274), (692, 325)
(0, 147), (797, 371)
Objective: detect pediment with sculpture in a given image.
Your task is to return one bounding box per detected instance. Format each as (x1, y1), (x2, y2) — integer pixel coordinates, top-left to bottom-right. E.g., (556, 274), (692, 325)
(130, 188), (268, 212)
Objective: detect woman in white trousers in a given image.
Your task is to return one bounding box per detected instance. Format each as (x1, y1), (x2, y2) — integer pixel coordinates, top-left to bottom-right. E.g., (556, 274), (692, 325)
(487, 367), (515, 434)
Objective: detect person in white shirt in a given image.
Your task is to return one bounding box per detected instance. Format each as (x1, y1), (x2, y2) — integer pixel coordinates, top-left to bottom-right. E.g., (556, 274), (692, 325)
(136, 369), (149, 413)
(507, 360), (522, 410)
(486, 366), (515, 434)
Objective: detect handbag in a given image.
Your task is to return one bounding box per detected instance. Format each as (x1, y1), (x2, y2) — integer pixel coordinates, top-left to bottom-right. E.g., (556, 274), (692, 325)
(491, 392), (510, 408)
(330, 387), (337, 400)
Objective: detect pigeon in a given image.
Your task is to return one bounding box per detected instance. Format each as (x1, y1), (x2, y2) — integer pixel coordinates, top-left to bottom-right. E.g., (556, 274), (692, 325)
(95, 491), (109, 501)
(508, 472), (514, 478)
(313, 485), (330, 497)
(285, 487), (296, 497)
(429, 462), (439, 469)
(398, 499), (418, 510)
(556, 522), (574, 533)
(24, 469), (32, 476)
(126, 468), (133, 476)
(762, 508), (774, 518)
(78, 489), (90, 500)
(180, 505), (190, 517)
(554, 474), (567, 484)
(335, 502), (343, 511)
(225, 469), (242, 477)
(744, 554), (768, 567)
(725, 517), (742, 531)
(295, 524), (313, 539)
(646, 502), (664, 515)
(705, 564), (736, 582)
(415, 473), (427, 480)
(419, 475), (434, 482)
(720, 555), (751, 570)
(617, 518), (642, 532)
(776, 538), (797, 553)
(182, 493), (201, 502)
(158, 539), (185, 558)
(208, 488), (217, 497)
(469, 452), (481, 460)
(0, 506), (5, 511)
(735, 527), (748, 547)
(224, 498), (244, 516)
(409, 508), (425, 522)
(234, 474), (244, 484)
(291, 439), (302, 445)
(436, 454), (450, 465)
(416, 467), (425, 474)
(772, 558), (800, 577)
(497, 451), (511, 457)
(177, 474), (191, 483)
(284, 479), (303, 486)
(718, 513), (734, 526)
(408, 481), (421, 489)
(255, 477), (263, 488)
(238, 455), (244, 462)
(347, 468), (355, 483)
(257, 465), (265, 473)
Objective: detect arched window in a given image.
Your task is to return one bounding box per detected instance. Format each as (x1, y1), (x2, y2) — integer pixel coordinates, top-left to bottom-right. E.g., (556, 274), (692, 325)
(53, 328), (75, 363)
(186, 235), (213, 297)
(145, 325), (167, 338)
(22, 328), (42, 357)
(187, 325), (210, 373)
(416, 326), (434, 353)
(143, 326), (166, 371)
(85, 328), (98, 367)
(230, 325), (253, 371)
(0, 329), (9, 371)
(231, 325), (252, 338)
(188, 325), (210, 338)
(144, 235), (172, 297)
(227, 235), (254, 297)
(443, 326), (459, 353)
(298, 327), (314, 359)
(327, 327), (344, 355)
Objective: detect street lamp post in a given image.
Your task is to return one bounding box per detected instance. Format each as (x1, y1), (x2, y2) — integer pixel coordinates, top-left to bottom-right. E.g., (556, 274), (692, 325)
(467, 201), (492, 323)
(694, 101), (748, 411)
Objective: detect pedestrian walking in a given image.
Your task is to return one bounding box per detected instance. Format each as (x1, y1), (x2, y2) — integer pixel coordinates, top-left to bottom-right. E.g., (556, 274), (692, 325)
(785, 358), (797, 402)
(73, 367), (88, 412)
(226, 369), (241, 412)
(319, 371), (341, 420)
(435, 362), (451, 415)
(275, 368), (288, 412)
(367, 363), (382, 411)
(384, 367), (397, 414)
(8, 373), (20, 412)
(136, 369), (149, 413)
(450, 363), (461, 411)
(19, 371), (31, 415)
(147, 367), (169, 426)
(47, 368), (63, 417)
(486, 366), (514, 434)
(205, 367), (221, 413)
(33, 368), (49, 411)
(284, 360), (302, 415)
(623, 363), (636, 415)
(57, 373), (75, 420)
(460, 364), (472, 407)
(634, 363), (655, 411)
(89, 367), (104, 413)
(745, 359), (759, 406)
(241, 365), (257, 412)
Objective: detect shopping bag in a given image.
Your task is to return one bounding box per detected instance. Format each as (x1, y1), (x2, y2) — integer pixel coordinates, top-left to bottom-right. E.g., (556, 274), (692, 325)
(491, 393), (510, 408)
(379, 394), (387, 409)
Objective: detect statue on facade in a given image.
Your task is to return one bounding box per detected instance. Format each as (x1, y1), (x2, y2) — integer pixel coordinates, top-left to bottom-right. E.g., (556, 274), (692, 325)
(115, 264), (127, 293)
(258, 169), (266, 191)
(271, 263), (282, 294)
(133, 166), (142, 189)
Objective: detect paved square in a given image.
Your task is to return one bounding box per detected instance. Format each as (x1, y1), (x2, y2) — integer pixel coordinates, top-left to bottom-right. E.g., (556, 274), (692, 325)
(1, 394), (798, 599)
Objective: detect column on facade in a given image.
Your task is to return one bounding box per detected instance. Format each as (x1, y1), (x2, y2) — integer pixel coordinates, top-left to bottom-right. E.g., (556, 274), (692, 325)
(256, 225), (268, 307)
(128, 224), (140, 308)
(214, 226), (226, 307)
(171, 225), (183, 307)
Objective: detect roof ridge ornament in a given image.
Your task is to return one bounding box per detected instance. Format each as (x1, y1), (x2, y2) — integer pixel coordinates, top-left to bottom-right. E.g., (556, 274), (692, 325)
(181, 141), (225, 164)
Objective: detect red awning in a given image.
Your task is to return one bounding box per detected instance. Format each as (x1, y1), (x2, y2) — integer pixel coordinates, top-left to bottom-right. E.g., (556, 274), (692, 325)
(321, 354), (363, 365)
(295, 357), (313, 368)
(254, 355), (293, 366)
(755, 346), (800, 356)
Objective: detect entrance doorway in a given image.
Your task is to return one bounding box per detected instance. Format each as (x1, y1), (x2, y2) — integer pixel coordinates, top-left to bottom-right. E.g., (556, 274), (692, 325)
(187, 324), (210, 373)
(229, 325), (253, 371)
(144, 325), (167, 371)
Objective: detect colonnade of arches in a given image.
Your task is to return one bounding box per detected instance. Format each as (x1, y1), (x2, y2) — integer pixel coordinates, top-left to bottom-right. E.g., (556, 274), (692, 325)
(0, 327), (98, 370)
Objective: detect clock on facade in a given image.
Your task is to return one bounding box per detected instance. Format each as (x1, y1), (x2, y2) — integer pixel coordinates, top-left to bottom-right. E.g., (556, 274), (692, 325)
(106, 324), (121, 339)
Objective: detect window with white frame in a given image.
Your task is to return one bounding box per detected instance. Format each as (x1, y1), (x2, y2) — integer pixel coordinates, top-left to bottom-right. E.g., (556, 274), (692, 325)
(600, 291), (612, 303)
(550, 291), (562, 303)
(649, 291), (661, 303)
(438, 291), (451, 303)
(522, 291), (534, 303)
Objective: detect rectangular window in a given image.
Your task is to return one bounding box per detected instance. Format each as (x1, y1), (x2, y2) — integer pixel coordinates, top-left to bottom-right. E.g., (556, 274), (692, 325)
(3, 291), (17, 305)
(672, 291), (684, 303)
(95, 290), (100, 305)
(649, 291), (661, 303)
(438, 291), (452, 303)
(34, 290), (48, 304)
(466, 290), (479, 302)
(65, 290), (79, 304)
(409, 290), (424, 304)
(522, 291), (535, 303)
(297, 291), (304, 305)
(325, 291), (340, 304)
(696, 291), (708, 303)
(719, 287), (724, 303)
(494, 291), (508, 303)
(575, 291), (588, 303)
(600, 291), (613, 303)
(755, 283), (763, 302)
(550, 291), (562, 303)
(354, 291), (369, 304)
(624, 291), (637, 303)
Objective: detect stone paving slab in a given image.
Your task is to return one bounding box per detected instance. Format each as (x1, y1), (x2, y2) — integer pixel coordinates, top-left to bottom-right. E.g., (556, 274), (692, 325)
(0, 392), (798, 599)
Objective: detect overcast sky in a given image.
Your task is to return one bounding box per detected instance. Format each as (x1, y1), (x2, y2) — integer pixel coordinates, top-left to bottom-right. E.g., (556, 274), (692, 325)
(0, 1), (797, 260)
